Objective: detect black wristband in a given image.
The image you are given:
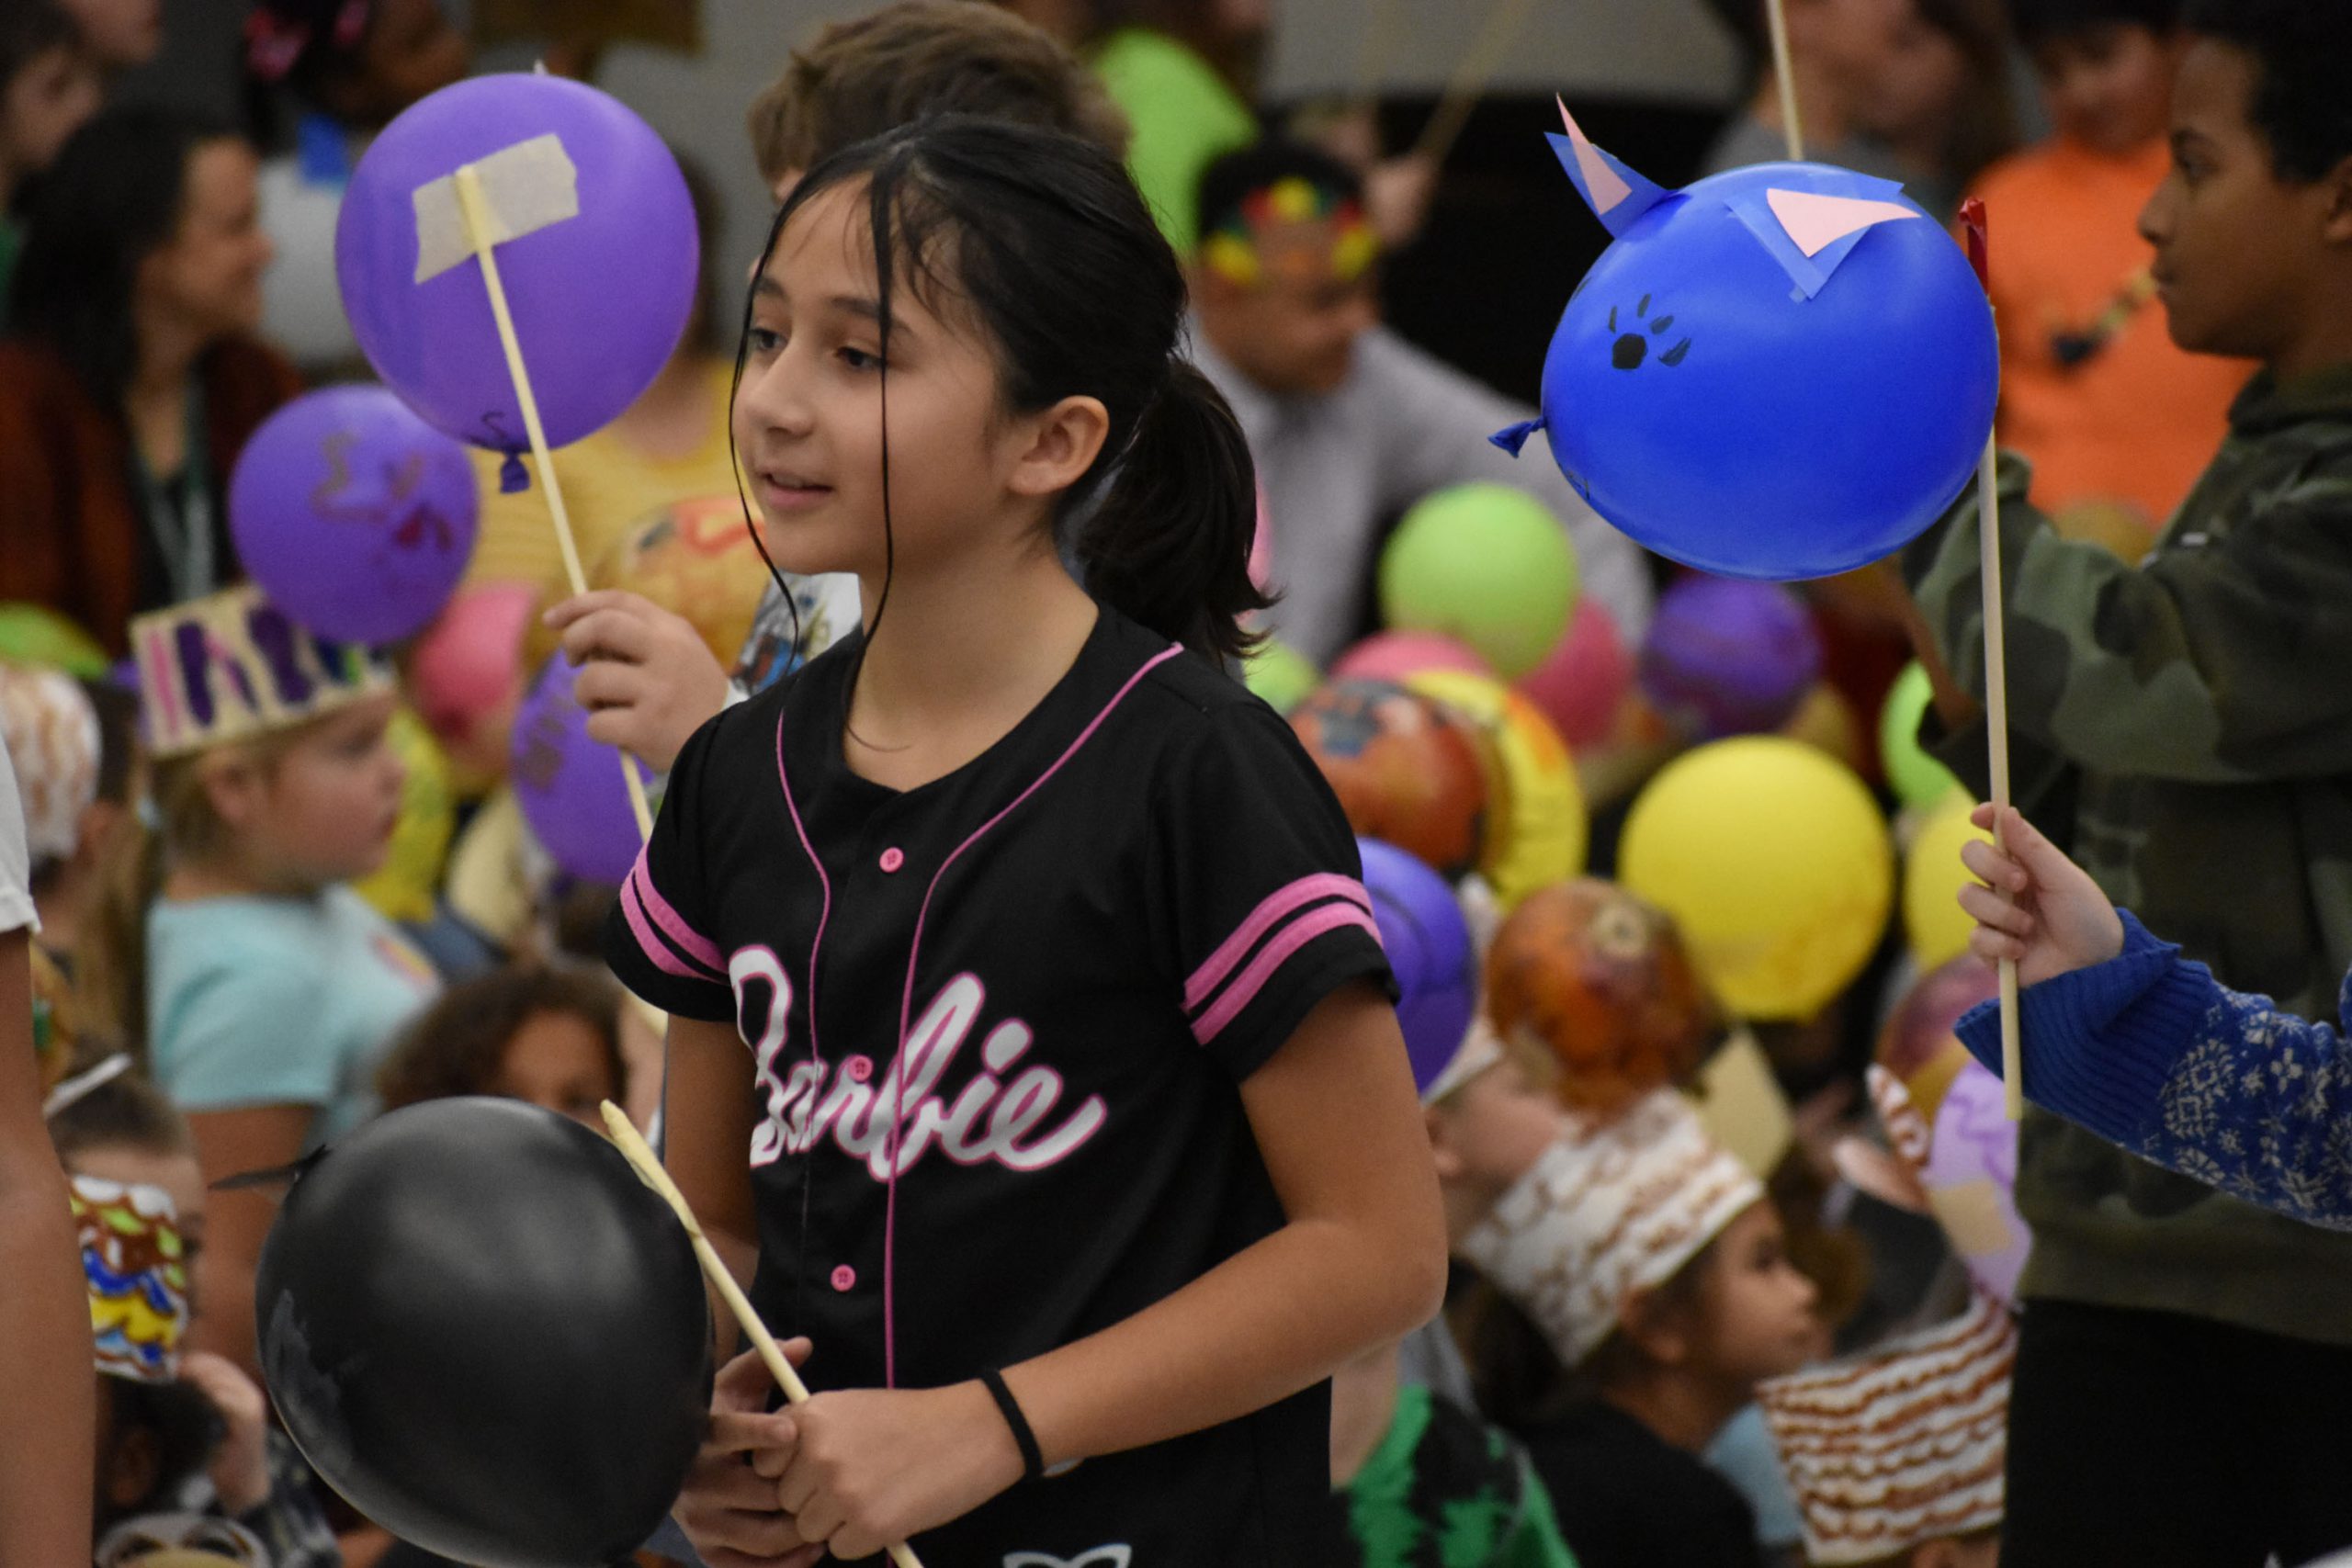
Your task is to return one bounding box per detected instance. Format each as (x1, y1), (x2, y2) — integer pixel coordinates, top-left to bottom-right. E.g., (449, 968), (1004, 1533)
(978, 1368), (1045, 1482)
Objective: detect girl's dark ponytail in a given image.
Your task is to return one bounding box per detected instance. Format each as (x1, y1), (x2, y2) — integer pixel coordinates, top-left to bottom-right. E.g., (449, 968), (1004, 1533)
(1076, 360), (1267, 664)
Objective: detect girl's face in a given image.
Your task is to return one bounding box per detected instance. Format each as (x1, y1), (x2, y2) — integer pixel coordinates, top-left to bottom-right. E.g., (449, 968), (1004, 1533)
(490, 1008), (617, 1127)
(211, 695), (404, 888)
(1690, 1201), (1820, 1389)
(0, 44), (100, 179)
(141, 139), (274, 345)
(731, 181), (1085, 589)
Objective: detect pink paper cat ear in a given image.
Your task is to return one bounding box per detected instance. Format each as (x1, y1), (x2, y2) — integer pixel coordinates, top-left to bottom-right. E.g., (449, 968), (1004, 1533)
(1724, 173), (1924, 299)
(1546, 98), (1672, 239)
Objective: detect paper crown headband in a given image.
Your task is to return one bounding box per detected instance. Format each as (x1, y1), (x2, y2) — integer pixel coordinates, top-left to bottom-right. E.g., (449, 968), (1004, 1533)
(132, 585), (395, 760)
(1758, 1288), (2016, 1563)
(74, 1174), (190, 1385)
(1201, 175), (1379, 291)
(1461, 1087), (1763, 1366)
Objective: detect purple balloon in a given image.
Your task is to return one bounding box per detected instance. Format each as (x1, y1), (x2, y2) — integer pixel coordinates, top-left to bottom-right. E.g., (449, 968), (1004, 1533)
(1359, 838), (1477, 1099)
(337, 74), (696, 457)
(1924, 1060), (2029, 1306)
(229, 387), (479, 645)
(1638, 575), (1823, 739)
(512, 657), (648, 887)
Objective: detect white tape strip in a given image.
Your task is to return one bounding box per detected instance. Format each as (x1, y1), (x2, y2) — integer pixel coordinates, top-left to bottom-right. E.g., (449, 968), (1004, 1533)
(412, 132), (581, 283)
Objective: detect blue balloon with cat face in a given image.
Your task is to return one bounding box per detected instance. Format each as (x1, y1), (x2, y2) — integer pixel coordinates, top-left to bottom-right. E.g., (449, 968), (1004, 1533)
(1495, 110), (1998, 581)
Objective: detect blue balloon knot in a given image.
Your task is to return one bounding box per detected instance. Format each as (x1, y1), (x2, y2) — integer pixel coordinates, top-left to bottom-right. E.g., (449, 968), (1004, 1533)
(499, 452), (531, 494)
(1490, 418), (1544, 458)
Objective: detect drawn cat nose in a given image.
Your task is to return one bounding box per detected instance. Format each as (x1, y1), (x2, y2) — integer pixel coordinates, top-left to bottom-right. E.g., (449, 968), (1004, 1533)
(1613, 333), (1649, 370)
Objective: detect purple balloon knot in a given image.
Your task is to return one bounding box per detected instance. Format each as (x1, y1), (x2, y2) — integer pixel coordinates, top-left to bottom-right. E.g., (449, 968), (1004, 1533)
(1490, 418), (1544, 458)
(499, 452), (531, 494)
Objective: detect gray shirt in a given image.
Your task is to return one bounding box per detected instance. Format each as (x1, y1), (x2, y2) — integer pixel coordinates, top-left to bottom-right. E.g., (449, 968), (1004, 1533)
(1191, 322), (1655, 667)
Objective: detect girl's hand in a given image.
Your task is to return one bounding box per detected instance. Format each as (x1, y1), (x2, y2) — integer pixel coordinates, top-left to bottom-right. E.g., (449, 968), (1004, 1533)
(769, 1380), (1026, 1561)
(179, 1350), (271, 1516)
(546, 590), (733, 773)
(1956, 805), (2124, 987)
(675, 1342), (825, 1568)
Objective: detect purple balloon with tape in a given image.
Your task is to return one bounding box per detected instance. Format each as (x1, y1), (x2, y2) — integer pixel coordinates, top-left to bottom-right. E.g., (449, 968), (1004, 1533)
(511, 656), (649, 887)
(1638, 575), (1822, 739)
(230, 387), (479, 646)
(1358, 838), (1478, 1098)
(336, 73), (697, 463)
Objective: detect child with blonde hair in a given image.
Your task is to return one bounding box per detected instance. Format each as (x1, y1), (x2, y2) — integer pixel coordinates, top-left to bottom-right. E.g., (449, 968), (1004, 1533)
(81, 586), (438, 1378)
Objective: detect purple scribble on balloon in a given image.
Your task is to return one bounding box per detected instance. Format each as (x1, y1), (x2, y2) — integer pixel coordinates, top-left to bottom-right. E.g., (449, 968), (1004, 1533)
(230, 387), (479, 645)
(1923, 1059), (2029, 1305)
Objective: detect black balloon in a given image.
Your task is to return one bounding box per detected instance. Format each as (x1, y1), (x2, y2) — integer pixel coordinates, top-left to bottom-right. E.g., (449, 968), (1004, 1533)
(255, 1098), (712, 1568)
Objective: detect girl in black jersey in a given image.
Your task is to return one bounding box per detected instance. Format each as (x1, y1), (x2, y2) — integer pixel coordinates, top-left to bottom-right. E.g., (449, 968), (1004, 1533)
(603, 117), (1446, 1568)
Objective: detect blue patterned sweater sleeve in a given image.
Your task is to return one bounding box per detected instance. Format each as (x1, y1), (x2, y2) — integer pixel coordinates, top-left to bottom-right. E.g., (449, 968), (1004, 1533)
(1955, 911), (2352, 1231)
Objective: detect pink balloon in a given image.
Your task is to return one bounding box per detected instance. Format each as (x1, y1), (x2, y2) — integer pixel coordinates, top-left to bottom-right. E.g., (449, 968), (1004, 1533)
(1516, 597), (1631, 748)
(412, 583), (535, 751)
(1332, 631), (1491, 686)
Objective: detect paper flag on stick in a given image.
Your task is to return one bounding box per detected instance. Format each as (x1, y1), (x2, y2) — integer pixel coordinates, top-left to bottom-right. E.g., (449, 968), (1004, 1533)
(412, 133), (581, 283)
(1723, 171), (1918, 300)
(1547, 97), (1671, 239)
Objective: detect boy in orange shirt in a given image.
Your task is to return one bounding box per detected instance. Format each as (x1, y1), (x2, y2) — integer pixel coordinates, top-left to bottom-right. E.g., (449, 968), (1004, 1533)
(1968, 0), (2249, 536)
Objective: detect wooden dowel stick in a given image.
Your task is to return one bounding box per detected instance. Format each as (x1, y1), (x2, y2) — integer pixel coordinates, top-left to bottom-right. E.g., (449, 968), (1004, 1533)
(1975, 439), (2025, 1120)
(1411, 0), (1542, 168)
(600, 1103), (928, 1568)
(1764, 0), (1806, 160)
(453, 164), (653, 842)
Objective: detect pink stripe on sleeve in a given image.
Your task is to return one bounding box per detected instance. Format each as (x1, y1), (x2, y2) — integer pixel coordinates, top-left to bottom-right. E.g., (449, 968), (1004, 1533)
(1183, 874), (1372, 1010)
(619, 876), (719, 982)
(1191, 903), (1384, 1047)
(628, 849), (726, 974)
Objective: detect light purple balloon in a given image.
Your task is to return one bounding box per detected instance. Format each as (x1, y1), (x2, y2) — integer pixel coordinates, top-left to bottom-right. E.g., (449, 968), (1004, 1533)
(511, 657), (648, 887)
(1923, 1060), (2030, 1305)
(229, 387), (479, 645)
(1638, 575), (1823, 739)
(337, 73), (696, 457)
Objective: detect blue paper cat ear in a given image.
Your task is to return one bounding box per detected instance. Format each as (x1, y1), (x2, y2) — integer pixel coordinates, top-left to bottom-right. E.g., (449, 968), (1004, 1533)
(1547, 98), (1672, 239)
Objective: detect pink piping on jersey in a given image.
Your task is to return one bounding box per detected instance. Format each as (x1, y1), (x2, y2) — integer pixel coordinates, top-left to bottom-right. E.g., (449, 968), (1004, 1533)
(1191, 904), (1385, 1046)
(878, 642), (1184, 1387)
(774, 707), (836, 1077)
(1183, 874), (1372, 1010)
(619, 874), (718, 982)
(626, 852), (727, 975)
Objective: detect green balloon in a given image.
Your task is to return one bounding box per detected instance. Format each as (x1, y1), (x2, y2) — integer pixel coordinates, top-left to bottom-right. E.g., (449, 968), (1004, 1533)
(1244, 638), (1320, 715)
(1880, 661), (1963, 810)
(0, 604), (107, 678)
(1378, 483), (1580, 681)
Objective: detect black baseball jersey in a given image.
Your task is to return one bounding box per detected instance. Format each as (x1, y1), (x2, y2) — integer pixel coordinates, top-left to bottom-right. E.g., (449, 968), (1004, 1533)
(606, 604), (1395, 1568)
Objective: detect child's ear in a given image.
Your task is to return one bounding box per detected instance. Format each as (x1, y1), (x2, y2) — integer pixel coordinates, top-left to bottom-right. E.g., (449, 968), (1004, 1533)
(2323, 157), (2352, 246)
(1005, 394), (1111, 502)
(1423, 1105), (1467, 1181)
(1615, 1287), (1690, 1367)
(104, 1418), (160, 1508)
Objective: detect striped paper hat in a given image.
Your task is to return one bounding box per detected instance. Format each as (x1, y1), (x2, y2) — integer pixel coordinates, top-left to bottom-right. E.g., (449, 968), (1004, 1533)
(131, 585), (393, 760)
(1758, 1288), (2016, 1564)
(74, 1174), (189, 1384)
(1460, 1086), (1762, 1366)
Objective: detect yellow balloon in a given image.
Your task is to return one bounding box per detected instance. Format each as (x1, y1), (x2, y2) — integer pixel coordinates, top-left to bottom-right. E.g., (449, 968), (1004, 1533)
(1405, 669), (1587, 908)
(1621, 737), (1894, 1021)
(354, 707), (456, 926)
(1904, 797), (1994, 972)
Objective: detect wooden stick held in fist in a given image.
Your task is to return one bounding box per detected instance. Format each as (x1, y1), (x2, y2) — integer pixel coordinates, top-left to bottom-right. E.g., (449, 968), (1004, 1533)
(598, 1102), (929, 1568)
